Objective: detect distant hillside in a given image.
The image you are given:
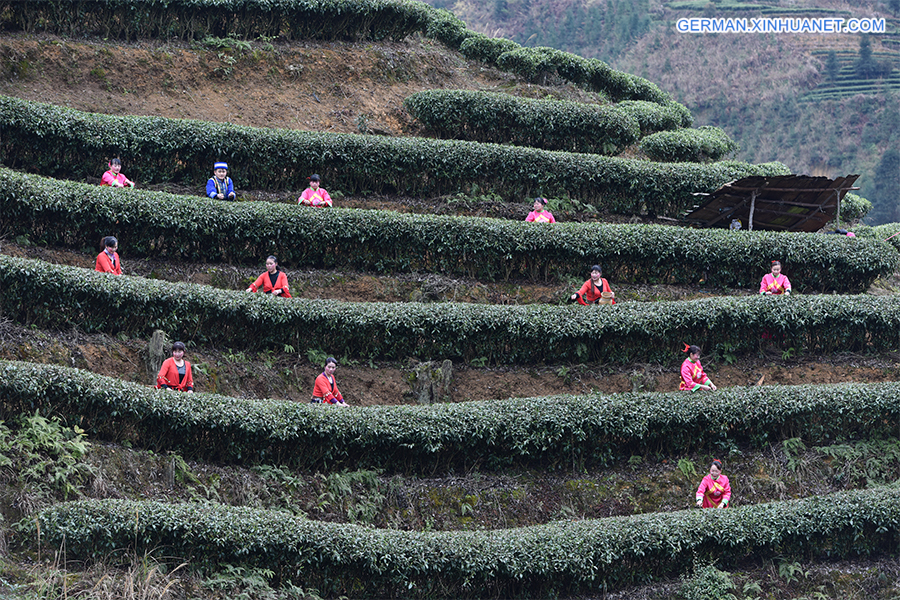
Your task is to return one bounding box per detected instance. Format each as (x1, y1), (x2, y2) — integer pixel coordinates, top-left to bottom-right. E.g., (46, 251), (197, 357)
(427, 0), (900, 223)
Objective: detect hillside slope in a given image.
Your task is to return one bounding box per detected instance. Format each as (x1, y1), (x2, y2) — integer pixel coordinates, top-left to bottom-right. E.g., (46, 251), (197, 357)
(428, 0), (900, 220)
(0, 33), (604, 138)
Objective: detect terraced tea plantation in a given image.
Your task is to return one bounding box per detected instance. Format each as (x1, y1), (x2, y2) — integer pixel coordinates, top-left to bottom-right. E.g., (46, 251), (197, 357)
(0, 1), (898, 598)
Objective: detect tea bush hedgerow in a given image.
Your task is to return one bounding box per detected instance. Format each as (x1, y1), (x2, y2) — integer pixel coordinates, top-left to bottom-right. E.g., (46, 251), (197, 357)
(1, 170), (892, 288)
(0, 96), (787, 214)
(0, 0), (670, 103)
(4, 257), (900, 363)
(640, 126), (740, 163)
(1, 360), (897, 471)
(404, 89), (641, 154)
(31, 488), (900, 597)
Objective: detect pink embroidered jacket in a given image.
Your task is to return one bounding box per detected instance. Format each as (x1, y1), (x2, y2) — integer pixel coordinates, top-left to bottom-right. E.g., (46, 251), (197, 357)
(759, 273), (791, 295)
(101, 170), (134, 187)
(696, 474), (731, 508)
(298, 187), (333, 207)
(680, 357), (710, 391)
(525, 210), (556, 223)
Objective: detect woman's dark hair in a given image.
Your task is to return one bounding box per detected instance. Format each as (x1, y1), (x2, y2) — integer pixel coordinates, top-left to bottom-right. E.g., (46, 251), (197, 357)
(688, 345), (701, 356)
(103, 236), (118, 249)
(267, 255), (278, 264)
(325, 356), (338, 367)
(771, 260), (782, 267)
(172, 341), (186, 352)
(109, 157), (122, 167)
(590, 264), (602, 273)
(309, 174), (321, 182)
(534, 197), (547, 205)
(711, 459), (723, 470)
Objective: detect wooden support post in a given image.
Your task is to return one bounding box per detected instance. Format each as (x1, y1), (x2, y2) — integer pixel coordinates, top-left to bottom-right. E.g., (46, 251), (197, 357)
(748, 190), (757, 231)
(835, 189), (841, 229)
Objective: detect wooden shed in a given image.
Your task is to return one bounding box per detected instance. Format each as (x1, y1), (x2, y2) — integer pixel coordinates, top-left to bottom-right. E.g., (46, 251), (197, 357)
(681, 174), (859, 231)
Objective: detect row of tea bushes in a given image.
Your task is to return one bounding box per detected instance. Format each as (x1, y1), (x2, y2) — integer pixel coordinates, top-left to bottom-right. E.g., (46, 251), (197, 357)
(2, 169), (893, 289)
(4, 256), (900, 362)
(33, 489), (900, 597)
(5, 257), (900, 362)
(0, 96), (787, 213)
(403, 90), (686, 154)
(404, 89), (637, 154)
(2, 360), (898, 470)
(0, 0), (433, 42)
(639, 126), (740, 163)
(0, 0), (670, 104)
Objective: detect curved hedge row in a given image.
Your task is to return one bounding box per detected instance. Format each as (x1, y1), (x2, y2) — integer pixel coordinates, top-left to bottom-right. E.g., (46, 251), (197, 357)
(3, 361), (899, 471)
(0, 1), (671, 105)
(33, 490), (900, 597)
(640, 126), (740, 163)
(5, 169), (893, 290)
(3, 257), (900, 364)
(403, 90), (640, 154)
(0, 96), (786, 215)
(0, 0), (433, 42)
(617, 100), (693, 133)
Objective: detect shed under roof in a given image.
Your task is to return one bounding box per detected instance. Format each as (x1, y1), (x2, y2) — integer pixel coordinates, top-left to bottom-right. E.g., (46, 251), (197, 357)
(681, 174), (859, 232)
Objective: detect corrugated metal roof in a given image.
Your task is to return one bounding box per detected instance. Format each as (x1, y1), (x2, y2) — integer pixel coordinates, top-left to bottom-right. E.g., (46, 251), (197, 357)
(682, 174), (859, 232)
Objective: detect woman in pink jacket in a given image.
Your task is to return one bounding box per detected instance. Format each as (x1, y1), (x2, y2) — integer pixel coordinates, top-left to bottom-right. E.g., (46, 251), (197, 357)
(680, 344), (716, 392)
(760, 260), (791, 295)
(525, 197), (555, 223)
(695, 459), (731, 508)
(298, 174), (333, 207)
(100, 158), (135, 188)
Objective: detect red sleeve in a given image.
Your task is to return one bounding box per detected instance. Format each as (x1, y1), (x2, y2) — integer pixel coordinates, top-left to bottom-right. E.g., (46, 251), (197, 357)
(156, 358), (175, 388)
(313, 374), (334, 401)
(95, 252), (121, 274)
(575, 280), (591, 304)
(525, 212), (536, 222)
(276, 272), (291, 298)
(249, 273), (267, 292)
(680, 359), (695, 390)
(695, 476), (709, 499)
(330, 382), (343, 403)
(95, 253), (108, 273)
(547, 213), (556, 223)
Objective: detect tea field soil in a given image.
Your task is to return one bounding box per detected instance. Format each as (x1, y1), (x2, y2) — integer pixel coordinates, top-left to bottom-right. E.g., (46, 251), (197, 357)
(3, 316), (899, 406)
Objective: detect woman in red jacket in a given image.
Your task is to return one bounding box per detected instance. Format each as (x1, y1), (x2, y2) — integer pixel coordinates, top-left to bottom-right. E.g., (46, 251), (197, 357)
(311, 357), (348, 406)
(156, 342), (194, 393)
(95, 236), (122, 275)
(246, 256), (291, 298)
(570, 265), (613, 305)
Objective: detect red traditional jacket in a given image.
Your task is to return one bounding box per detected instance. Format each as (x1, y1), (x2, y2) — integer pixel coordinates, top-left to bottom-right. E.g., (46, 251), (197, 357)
(759, 273), (791, 295)
(95, 251), (122, 275)
(249, 271), (292, 298)
(575, 278), (612, 305)
(156, 357), (194, 392)
(312, 372), (344, 404)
